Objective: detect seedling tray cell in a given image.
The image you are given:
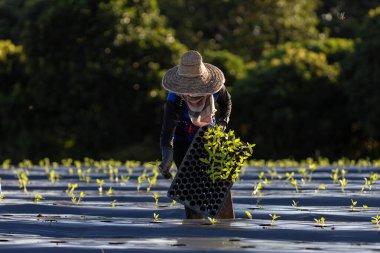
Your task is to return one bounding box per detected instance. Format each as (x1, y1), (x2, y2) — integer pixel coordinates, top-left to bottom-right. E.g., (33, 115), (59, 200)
(167, 126), (234, 218)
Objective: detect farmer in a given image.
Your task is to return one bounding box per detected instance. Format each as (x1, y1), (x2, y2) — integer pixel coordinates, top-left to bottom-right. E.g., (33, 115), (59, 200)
(159, 50), (234, 219)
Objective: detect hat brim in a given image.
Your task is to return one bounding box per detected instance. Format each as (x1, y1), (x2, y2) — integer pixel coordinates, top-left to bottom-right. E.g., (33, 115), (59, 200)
(162, 63), (225, 95)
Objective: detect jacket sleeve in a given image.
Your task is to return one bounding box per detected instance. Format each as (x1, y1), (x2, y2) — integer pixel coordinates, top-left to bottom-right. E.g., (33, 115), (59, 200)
(216, 86), (232, 125)
(160, 96), (181, 148)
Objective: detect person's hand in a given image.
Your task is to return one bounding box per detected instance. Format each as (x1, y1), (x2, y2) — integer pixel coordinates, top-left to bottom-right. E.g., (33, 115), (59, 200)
(216, 120), (228, 132)
(159, 146), (173, 179)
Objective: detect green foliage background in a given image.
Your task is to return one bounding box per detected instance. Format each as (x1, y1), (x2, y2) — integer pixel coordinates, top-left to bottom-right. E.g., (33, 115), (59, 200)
(0, 0), (379, 161)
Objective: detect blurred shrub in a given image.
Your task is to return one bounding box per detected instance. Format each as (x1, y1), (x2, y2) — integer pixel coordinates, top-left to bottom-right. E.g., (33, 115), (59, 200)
(276, 38), (355, 63)
(317, 0), (380, 38)
(0, 0), (187, 161)
(341, 6), (380, 157)
(203, 50), (247, 87)
(0, 40), (30, 158)
(232, 46), (351, 159)
(158, 0), (320, 60)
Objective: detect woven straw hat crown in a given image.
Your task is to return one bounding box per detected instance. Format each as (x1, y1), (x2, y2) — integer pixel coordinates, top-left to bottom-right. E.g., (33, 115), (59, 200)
(162, 50), (225, 95)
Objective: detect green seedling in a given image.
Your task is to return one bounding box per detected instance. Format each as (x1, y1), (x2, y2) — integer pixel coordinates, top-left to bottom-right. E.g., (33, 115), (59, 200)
(341, 169), (347, 178)
(127, 168), (134, 175)
(314, 217), (325, 228)
(0, 193), (4, 200)
(67, 183), (78, 195)
(350, 199), (357, 211)
(96, 179), (104, 195)
(315, 183), (326, 193)
(363, 205), (368, 209)
(78, 191), (85, 203)
(208, 217), (219, 224)
(331, 168), (339, 183)
(152, 193), (160, 206)
(200, 126), (255, 184)
(111, 200), (117, 208)
(298, 167), (308, 181)
(153, 213), (159, 222)
(371, 215), (380, 229)
(290, 178), (299, 193)
(137, 172), (147, 192)
(2, 159), (11, 169)
(70, 193), (77, 203)
(121, 175), (130, 186)
(34, 193), (44, 204)
(245, 210), (253, 219)
(252, 182), (263, 196)
(106, 187), (113, 196)
(361, 177), (373, 192)
(285, 172), (295, 181)
(169, 200), (177, 207)
(269, 214), (280, 225)
(292, 200), (299, 207)
(17, 170), (29, 193)
(48, 170), (60, 185)
(339, 178), (347, 192)
(147, 171), (159, 192)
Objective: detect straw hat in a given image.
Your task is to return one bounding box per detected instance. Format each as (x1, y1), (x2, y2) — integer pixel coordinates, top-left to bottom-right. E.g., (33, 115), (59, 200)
(162, 50), (225, 95)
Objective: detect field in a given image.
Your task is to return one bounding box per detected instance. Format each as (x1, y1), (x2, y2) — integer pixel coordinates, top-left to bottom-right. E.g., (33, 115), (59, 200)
(0, 158), (380, 252)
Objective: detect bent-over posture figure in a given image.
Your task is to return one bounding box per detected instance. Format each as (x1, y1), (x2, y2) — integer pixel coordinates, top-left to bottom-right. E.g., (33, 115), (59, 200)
(159, 50), (234, 219)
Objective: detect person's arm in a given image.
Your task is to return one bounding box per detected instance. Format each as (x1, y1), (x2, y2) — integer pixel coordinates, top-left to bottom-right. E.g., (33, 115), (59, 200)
(159, 94), (181, 179)
(216, 86), (232, 129)
(160, 96), (181, 148)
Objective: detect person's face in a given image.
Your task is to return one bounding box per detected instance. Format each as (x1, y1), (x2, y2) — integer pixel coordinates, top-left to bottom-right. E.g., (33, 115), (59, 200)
(183, 94), (207, 109)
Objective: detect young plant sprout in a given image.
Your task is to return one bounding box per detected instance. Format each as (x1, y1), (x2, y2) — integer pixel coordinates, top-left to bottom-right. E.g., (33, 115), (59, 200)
(111, 200), (117, 208)
(17, 170), (29, 193)
(67, 183), (78, 195)
(361, 177), (373, 192)
(292, 200), (299, 207)
(245, 210), (253, 219)
(70, 193), (77, 203)
(314, 217), (325, 228)
(331, 168), (339, 183)
(208, 217), (219, 224)
(315, 183), (326, 193)
(152, 193), (160, 206)
(137, 172), (147, 192)
(34, 193), (44, 204)
(106, 187), (113, 196)
(371, 215), (380, 229)
(252, 182), (263, 196)
(2, 159), (11, 169)
(350, 199), (357, 211)
(290, 178), (299, 193)
(169, 200), (177, 207)
(96, 179), (104, 195)
(121, 175), (130, 185)
(363, 205), (368, 209)
(127, 168), (134, 175)
(200, 126), (255, 184)
(339, 178), (347, 192)
(269, 214), (280, 225)
(77, 191), (85, 203)
(285, 172), (295, 181)
(153, 213), (159, 222)
(49, 170), (55, 184)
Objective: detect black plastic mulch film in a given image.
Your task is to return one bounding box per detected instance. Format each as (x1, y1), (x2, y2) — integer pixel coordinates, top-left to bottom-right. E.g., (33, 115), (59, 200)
(167, 126), (237, 218)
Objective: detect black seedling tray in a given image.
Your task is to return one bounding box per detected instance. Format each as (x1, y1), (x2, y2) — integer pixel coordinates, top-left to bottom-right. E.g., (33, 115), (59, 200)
(167, 126), (234, 218)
